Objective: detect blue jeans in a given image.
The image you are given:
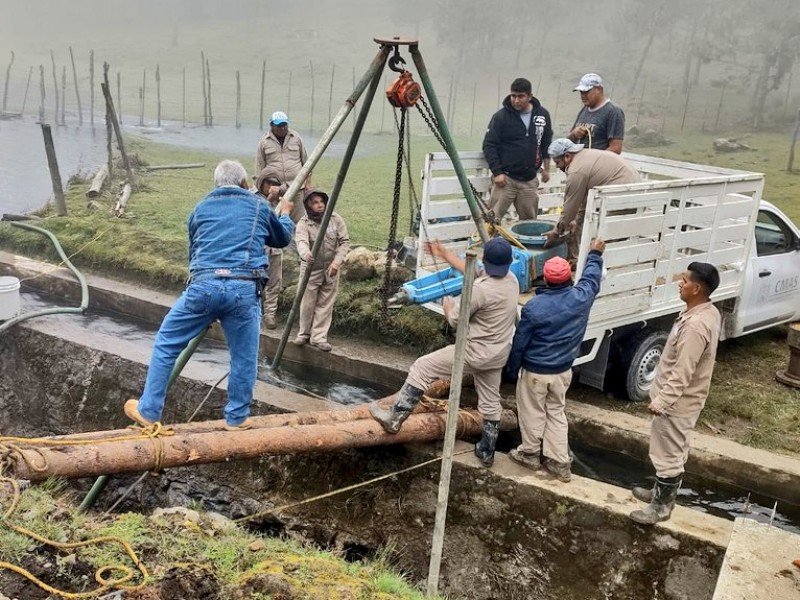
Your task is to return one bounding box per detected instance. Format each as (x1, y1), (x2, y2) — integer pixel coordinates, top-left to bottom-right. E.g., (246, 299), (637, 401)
(138, 278), (261, 426)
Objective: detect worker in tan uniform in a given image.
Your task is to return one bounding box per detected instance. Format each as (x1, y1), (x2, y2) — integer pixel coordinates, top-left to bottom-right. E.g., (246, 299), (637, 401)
(254, 168), (286, 329)
(292, 189), (350, 352)
(630, 262), (722, 525)
(255, 110), (311, 224)
(370, 237), (520, 468)
(545, 138), (639, 263)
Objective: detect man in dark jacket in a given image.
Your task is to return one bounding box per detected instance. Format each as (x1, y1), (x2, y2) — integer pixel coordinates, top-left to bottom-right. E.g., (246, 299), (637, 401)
(125, 160), (295, 431)
(505, 238), (605, 481)
(482, 78), (553, 221)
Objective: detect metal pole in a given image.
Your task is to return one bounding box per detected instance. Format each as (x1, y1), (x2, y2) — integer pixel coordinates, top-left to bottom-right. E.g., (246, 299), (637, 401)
(272, 46), (388, 369)
(410, 45), (489, 244)
(426, 251), (477, 597)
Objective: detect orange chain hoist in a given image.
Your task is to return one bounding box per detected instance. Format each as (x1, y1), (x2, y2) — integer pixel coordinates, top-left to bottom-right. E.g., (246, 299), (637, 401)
(386, 71), (421, 108)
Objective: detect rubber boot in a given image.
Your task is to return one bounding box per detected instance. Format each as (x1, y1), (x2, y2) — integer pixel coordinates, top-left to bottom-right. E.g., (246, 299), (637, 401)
(632, 483), (654, 503)
(629, 476), (682, 525)
(473, 420), (500, 467)
(369, 383), (424, 434)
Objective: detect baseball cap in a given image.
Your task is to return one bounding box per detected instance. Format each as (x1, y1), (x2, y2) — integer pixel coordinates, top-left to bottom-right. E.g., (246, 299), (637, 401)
(543, 257), (572, 284)
(271, 111), (289, 125)
(573, 73), (603, 92)
(482, 237), (513, 277)
(548, 138), (584, 159)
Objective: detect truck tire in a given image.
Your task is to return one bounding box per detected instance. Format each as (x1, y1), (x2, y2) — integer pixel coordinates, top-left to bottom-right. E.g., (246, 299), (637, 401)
(619, 330), (669, 401)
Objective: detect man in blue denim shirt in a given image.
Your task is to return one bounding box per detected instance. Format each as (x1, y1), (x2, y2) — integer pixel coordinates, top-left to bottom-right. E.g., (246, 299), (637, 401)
(125, 160), (295, 430)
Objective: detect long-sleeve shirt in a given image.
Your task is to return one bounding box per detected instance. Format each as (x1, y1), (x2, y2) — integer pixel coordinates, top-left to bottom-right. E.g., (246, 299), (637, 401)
(557, 149), (640, 232)
(650, 301), (721, 417)
(295, 213), (350, 272)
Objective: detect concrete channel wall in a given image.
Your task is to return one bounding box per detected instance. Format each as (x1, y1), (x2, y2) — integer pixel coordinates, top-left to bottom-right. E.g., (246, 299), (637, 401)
(1, 322), (729, 599)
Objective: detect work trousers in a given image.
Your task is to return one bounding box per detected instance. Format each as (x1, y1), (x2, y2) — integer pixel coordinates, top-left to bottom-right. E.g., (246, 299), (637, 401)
(488, 175), (539, 221)
(139, 278), (260, 427)
(298, 267), (339, 344)
(649, 413), (698, 478)
(515, 369), (572, 464)
(262, 250), (283, 322)
(406, 345), (508, 421)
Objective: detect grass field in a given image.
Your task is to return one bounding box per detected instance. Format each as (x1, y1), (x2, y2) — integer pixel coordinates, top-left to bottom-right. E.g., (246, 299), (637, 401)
(0, 129), (798, 455)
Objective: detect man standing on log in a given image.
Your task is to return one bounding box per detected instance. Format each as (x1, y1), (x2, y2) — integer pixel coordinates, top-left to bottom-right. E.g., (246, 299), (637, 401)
(369, 237), (520, 468)
(630, 262), (721, 525)
(125, 160), (294, 431)
(482, 77), (553, 221)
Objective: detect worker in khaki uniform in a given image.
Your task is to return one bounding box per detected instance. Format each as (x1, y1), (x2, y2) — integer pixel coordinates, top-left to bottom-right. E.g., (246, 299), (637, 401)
(254, 168), (286, 329)
(370, 237), (520, 468)
(505, 240), (605, 482)
(545, 138), (639, 263)
(630, 262), (721, 525)
(255, 110), (310, 224)
(292, 189), (350, 352)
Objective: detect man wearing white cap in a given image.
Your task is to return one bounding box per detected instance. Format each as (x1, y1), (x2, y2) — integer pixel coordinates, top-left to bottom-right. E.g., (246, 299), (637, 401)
(545, 138), (639, 261)
(568, 73), (625, 154)
(255, 110), (311, 223)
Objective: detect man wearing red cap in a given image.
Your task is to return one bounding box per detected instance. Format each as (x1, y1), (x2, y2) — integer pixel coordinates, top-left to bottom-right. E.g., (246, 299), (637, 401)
(370, 237), (520, 468)
(505, 238), (606, 482)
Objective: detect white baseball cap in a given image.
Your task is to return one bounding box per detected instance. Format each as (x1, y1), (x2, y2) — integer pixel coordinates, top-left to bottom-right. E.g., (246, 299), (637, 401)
(270, 111), (289, 125)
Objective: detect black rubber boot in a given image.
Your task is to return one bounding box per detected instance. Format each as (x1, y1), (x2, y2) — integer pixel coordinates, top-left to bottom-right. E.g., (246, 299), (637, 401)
(369, 383), (424, 434)
(629, 476), (682, 525)
(632, 483), (655, 503)
(473, 420), (500, 467)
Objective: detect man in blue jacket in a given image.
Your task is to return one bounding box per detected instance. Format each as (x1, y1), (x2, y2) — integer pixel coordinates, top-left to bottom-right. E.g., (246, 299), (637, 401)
(482, 77), (553, 221)
(505, 238), (605, 481)
(124, 160), (295, 431)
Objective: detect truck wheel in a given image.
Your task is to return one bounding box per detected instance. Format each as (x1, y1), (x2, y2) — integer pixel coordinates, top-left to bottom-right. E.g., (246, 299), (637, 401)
(620, 330), (669, 401)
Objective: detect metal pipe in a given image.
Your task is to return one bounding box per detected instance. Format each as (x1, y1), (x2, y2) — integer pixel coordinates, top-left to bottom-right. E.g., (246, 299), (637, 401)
(272, 48), (388, 368)
(409, 46), (489, 245)
(277, 46), (390, 209)
(427, 252), (477, 596)
(0, 222), (89, 334)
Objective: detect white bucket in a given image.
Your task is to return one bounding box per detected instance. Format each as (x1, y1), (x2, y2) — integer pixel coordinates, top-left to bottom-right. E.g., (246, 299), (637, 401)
(0, 276), (21, 321)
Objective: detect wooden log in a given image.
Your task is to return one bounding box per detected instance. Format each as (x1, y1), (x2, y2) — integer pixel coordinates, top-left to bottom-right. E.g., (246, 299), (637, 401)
(7, 408), (517, 481)
(143, 163), (205, 171)
(41, 124), (66, 216)
(113, 183), (131, 216)
(101, 67), (135, 187)
(85, 164), (109, 198)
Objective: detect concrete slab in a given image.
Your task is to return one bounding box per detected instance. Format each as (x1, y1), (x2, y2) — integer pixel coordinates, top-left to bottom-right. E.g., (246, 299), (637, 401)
(711, 518), (800, 599)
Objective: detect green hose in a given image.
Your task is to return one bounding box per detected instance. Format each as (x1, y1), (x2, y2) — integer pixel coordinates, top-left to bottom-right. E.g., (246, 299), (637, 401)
(0, 222), (89, 334)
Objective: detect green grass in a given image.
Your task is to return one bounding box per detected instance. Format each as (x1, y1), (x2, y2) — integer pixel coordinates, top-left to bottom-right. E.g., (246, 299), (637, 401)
(0, 483), (447, 600)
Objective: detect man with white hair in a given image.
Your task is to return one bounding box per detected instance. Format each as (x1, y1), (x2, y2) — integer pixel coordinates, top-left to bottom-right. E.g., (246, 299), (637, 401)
(124, 160), (295, 430)
(568, 73), (625, 154)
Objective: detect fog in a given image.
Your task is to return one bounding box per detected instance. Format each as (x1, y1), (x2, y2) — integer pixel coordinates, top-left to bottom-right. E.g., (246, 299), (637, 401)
(1, 0), (798, 133)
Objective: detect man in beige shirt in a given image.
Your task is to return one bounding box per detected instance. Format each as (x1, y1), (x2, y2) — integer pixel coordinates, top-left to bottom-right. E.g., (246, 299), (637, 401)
(370, 237), (520, 467)
(630, 262), (722, 525)
(545, 138), (640, 262)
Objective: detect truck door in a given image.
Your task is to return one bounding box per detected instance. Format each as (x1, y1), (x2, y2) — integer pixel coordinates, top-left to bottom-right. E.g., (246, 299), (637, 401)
(738, 207), (800, 335)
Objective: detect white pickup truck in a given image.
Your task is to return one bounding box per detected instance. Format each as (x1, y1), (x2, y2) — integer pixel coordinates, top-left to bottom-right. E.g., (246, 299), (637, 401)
(413, 151), (800, 400)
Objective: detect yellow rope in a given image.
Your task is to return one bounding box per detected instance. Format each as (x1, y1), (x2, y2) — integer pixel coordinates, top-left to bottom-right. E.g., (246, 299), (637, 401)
(0, 424), (176, 597)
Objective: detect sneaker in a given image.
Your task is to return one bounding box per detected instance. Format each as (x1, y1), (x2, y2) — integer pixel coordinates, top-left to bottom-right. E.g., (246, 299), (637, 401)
(310, 341), (332, 352)
(509, 448), (542, 471)
(263, 316), (277, 330)
(290, 335), (310, 346)
(224, 417), (253, 431)
(124, 399), (155, 427)
(542, 457), (571, 482)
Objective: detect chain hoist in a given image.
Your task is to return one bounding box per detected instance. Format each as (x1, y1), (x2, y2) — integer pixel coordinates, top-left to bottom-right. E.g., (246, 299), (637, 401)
(379, 105), (407, 314)
(385, 46), (421, 109)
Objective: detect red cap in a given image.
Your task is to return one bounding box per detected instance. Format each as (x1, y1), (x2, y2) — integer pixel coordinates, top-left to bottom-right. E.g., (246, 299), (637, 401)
(543, 257), (571, 284)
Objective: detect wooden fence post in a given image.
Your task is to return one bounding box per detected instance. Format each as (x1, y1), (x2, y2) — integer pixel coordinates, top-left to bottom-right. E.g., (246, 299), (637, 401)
(1, 50), (13, 114)
(235, 70), (241, 129)
(61, 66), (67, 125)
(201, 51), (208, 126)
(50, 50), (59, 125)
(287, 70), (292, 119)
(259, 59), (266, 130)
(155, 64), (161, 127)
(41, 124), (67, 216)
(787, 107), (800, 172)
(69, 46), (82, 125)
(470, 81), (476, 137)
(139, 69), (145, 126)
(21, 65), (32, 116)
(89, 50), (94, 126)
(713, 82), (726, 133)
(182, 67), (186, 127)
(101, 63), (135, 188)
(660, 81), (672, 135)
(104, 65), (113, 176)
(206, 58), (213, 126)
(38, 64), (45, 122)
(328, 63), (335, 126)
(680, 81), (692, 132)
(116, 71), (122, 125)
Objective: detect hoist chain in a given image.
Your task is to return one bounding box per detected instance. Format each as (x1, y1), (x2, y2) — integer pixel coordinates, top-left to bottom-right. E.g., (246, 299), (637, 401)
(415, 96), (497, 225)
(380, 106), (407, 314)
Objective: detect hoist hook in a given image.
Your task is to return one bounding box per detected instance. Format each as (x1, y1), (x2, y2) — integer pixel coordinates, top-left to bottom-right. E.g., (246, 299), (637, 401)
(388, 46), (406, 73)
